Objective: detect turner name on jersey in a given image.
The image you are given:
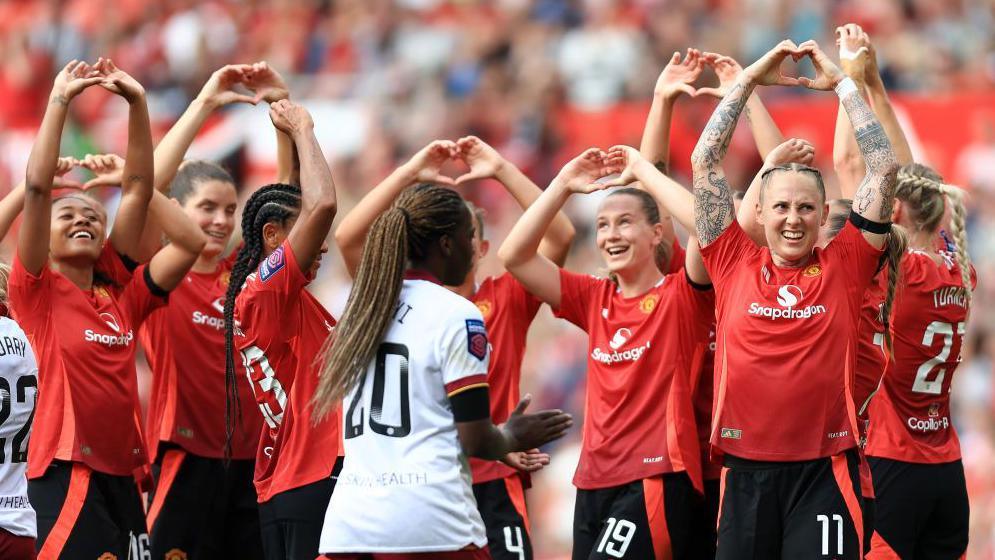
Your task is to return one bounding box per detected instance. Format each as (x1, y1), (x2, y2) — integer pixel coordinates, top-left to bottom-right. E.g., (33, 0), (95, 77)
(321, 276), (489, 553)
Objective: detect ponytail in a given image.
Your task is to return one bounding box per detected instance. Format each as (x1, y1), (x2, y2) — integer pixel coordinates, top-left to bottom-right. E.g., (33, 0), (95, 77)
(880, 224), (909, 355)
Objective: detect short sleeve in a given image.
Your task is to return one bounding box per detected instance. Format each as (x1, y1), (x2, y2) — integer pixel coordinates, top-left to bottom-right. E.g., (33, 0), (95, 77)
(235, 241), (308, 350)
(553, 269), (603, 331)
(120, 265), (168, 325)
(96, 243), (136, 286)
(825, 221), (884, 287)
(699, 221), (760, 285)
(674, 273), (716, 335)
(440, 304), (490, 397)
(668, 238), (687, 275)
(7, 252), (53, 324)
(252, 241), (309, 303)
(497, 273), (542, 324)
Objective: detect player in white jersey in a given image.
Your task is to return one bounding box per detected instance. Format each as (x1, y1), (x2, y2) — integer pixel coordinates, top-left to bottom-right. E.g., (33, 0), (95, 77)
(0, 263), (38, 560)
(313, 184), (572, 559)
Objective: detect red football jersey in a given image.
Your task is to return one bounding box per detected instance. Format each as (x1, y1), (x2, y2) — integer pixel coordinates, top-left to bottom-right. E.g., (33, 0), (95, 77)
(8, 250), (164, 478)
(234, 240), (341, 502)
(865, 251), (976, 463)
(469, 273), (542, 484)
(701, 221), (882, 462)
(141, 259), (262, 461)
(554, 268), (712, 490)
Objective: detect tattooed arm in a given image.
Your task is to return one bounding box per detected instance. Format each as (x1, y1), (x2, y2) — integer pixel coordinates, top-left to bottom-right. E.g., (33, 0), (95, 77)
(799, 41), (899, 249)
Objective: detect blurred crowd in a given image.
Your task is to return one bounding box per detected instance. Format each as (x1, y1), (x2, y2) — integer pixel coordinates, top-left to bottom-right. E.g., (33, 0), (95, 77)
(1, 0), (994, 557)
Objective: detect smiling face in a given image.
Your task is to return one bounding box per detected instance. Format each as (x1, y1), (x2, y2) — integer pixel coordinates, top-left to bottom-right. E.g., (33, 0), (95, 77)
(757, 169), (828, 266)
(595, 192), (663, 276)
(50, 195), (107, 264)
(182, 179), (238, 258)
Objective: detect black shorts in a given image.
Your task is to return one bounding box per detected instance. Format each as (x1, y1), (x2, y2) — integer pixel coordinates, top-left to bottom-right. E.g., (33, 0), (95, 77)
(259, 457), (343, 560)
(30, 460), (149, 559)
(147, 445), (263, 559)
(573, 472), (702, 560)
(716, 451), (864, 560)
(867, 457), (968, 559)
(693, 477), (720, 559)
(473, 475), (531, 560)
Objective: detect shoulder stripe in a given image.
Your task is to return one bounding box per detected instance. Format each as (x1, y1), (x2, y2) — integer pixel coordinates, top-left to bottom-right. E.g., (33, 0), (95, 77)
(445, 374), (488, 397)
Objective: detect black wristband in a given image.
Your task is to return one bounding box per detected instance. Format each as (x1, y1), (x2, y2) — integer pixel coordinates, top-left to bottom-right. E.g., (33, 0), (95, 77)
(849, 212), (892, 235)
(143, 266), (170, 299)
(450, 386), (491, 423)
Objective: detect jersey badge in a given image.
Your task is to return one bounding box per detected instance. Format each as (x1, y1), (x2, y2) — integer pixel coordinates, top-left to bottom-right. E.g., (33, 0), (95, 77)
(475, 300), (492, 319)
(466, 319), (488, 361)
(803, 264), (822, 277)
(720, 427), (742, 440)
(928, 403), (940, 418)
(220, 270), (231, 287)
(165, 549), (188, 560)
(93, 285), (110, 299)
(259, 246), (286, 282)
(98, 553), (119, 560)
(639, 293), (658, 314)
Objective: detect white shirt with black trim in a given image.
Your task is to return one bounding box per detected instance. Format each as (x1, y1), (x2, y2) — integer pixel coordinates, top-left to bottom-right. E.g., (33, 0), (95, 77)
(0, 317), (37, 538)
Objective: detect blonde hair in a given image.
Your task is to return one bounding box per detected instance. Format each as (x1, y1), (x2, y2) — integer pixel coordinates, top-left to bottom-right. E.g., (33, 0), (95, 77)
(0, 262), (10, 314)
(896, 163), (972, 307)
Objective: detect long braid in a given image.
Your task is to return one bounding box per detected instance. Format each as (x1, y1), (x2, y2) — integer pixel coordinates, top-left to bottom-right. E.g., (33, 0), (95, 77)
(222, 184), (301, 459)
(313, 184), (467, 419)
(942, 185), (973, 308)
(880, 224), (909, 355)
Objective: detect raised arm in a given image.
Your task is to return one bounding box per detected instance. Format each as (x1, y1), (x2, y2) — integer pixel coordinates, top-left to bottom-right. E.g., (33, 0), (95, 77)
(861, 31), (913, 166)
(271, 100), (338, 273)
(243, 62), (295, 184)
(0, 158), (81, 241)
(799, 41), (899, 248)
(92, 59), (154, 262)
(334, 141), (458, 277)
(20, 61), (102, 274)
(455, 136), (576, 266)
(605, 144), (694, 232)
(691, 40), (800, 246)
(832, 25), (872, 198)
(145, 189), (208, 290)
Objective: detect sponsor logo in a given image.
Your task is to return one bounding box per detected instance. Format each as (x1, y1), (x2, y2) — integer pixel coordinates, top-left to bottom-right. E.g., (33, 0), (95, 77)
(466, 319), (488, 361)
(211, 297), (225, 314)
(81, 445), (92, 455)
(100, 312), (121, 333)
(591, 341), (650, 364)
(84, 328), (134, 346)
(259, 246), (286, 281)
(827, 430), (849, 439)
(803, 264), (822, 277)
(748, 285), (828, 320)
(609, 328), (632, 350)
(475, 300), (492, 319)
(639, 293), (658, 314)
(720, 428), (742, 440)
(177, 427), (194, 439)
(761, 265), (770, 284)
(643, 456), (663, 464)
(192, 311), (224, 330)
(908, 415), (949, 433)
(165, 549), (188, 560)
(601, 308), (609, 319)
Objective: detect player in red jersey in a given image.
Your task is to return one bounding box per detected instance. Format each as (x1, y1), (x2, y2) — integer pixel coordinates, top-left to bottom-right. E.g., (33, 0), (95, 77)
(222, 100), (341, 560)
(500, 146), (714, 559)
(862, 164), (975, 559)
(691, 40), (901, 559)
(79, 63), (296, 559)
(333, 136), (575, 560)
(9, 59), (207, 559)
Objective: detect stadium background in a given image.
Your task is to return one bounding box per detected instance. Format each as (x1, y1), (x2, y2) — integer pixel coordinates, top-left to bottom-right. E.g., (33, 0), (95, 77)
(0, 0), (992, 557)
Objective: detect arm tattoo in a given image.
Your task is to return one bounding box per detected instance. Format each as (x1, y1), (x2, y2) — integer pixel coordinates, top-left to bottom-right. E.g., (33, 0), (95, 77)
(840, 90), (899, 222)
(690, 81), (751, 245)
(653, 161), (669, 175)
(125, 174), (143, 186)
(50, 94), (68, 106)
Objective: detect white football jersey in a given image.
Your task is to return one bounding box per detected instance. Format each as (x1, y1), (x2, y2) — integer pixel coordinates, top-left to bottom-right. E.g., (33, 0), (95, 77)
(320, 278), (489, 553)
(0, 317), (37, 538)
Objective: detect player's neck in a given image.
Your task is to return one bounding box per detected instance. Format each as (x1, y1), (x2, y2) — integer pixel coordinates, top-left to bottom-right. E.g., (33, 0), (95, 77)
(614, 265), (663, 298)
(909, 230), (939, 253)
(447, 275), (476, 299)
(191, 253), (221, 274)
(51, 259), (94, 290)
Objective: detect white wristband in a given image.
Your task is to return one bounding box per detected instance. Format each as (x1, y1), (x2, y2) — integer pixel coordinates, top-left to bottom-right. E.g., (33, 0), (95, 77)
(835, 77), (858, 98)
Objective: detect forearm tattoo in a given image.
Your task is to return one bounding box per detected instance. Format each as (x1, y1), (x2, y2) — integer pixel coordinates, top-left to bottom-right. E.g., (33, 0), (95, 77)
(691, 82), (751, 245)
(840, 90), (898, 221)
(50, 94), (68, 106)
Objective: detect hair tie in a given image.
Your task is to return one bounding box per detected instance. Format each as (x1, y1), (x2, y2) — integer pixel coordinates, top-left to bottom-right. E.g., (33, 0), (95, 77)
(397, 206), (412, 226)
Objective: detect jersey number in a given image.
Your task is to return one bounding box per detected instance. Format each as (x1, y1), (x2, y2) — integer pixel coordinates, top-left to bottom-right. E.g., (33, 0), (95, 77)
(242, 346), (288, 429)
(817, 514), (844, 556)
(596, 517), (636, 558)
(345, 343), (411, 439)
(0, 375), (36, 464)
(912, 321), (965, 395)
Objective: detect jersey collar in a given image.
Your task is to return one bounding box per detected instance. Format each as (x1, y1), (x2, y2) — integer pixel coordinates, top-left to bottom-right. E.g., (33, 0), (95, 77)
(404, 269), (443, 286)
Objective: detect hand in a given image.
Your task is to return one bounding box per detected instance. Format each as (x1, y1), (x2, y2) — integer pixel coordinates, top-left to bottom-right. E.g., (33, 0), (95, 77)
(78, 153), (125, 189)
(556, 149), (615, 194)
(197, 64), (258, 108)
(603, 145), (646, 187)
(51, 60), (103, 102)
(268, 99), (314, 138)
(654, 48), (703, 100)
(857, 29), (883, 86)
(835, 24), (869, 83)
(454, 136), (504, 184)
(742, 40), (802, 87)
(697, 53), (744, 98)
(501, 448), (551, 473)
(405, 140), (459, 186)
(93, 58), (145, 103)
(796, 40), (845, 91)
(503, 394), (572, 452)
(763, 138), (815, 168)
(53, 157), (83, 189)
(244, 61), (290, 103)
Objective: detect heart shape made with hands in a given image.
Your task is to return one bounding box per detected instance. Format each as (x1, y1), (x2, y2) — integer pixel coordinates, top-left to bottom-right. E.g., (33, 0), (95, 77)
(414, 137), (508, 187)
(692, 42), (837, 98)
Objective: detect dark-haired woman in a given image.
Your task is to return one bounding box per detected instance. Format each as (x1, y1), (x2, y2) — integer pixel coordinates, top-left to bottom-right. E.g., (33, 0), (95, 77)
(315, 183), (571, 559)
(499, 148), (714, 559)
(9, 59), (207, 558)
(334, 136), (575, 560)
(223, 100), (340, 560)
(690, 40), (901, 559)
(79, 63), (293, 559)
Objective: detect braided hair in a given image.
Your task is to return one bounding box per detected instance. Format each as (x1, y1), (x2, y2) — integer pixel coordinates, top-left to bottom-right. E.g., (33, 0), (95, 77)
(895, 163), (973, 308)
(222, 183), (302, 458)
(313, 183), (468, 419)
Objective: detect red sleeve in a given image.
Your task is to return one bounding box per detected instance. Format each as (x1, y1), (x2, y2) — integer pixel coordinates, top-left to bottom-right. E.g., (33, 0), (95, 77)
(95, 243), (135, 286)
(120, 265), (168, 325)
(7, 252), (53, 324)
(552, 269), (603, 331)
(699, 221), (761, 285)
(826, 221), (884, 288)
(668, 238), (686, 275)
(236, 240), (309, 348)
(498, 273), (542, 323)
(675, 272), (716, 337)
